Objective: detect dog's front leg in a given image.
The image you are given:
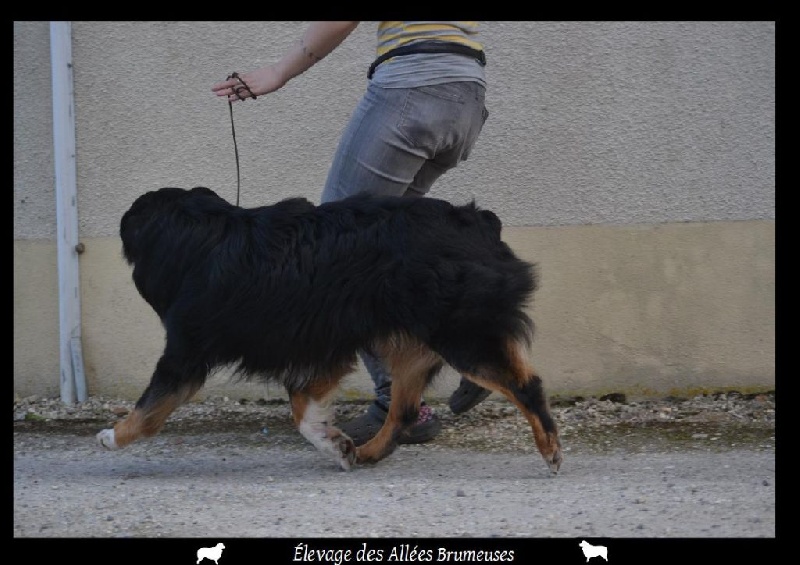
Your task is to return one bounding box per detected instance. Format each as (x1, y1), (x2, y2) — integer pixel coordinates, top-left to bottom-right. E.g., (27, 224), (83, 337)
(290, 382), (356, 471)
(96, 354), (204, 450)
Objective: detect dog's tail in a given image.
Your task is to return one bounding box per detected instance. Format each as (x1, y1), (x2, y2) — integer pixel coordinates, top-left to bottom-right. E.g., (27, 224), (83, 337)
(410, 201), (538, 374)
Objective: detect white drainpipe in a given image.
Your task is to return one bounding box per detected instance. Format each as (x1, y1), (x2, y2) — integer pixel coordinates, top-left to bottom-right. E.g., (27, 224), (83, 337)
(50, 21), (87, 404)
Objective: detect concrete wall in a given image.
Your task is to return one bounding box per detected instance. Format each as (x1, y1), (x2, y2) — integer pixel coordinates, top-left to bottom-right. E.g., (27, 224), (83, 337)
(13, 21), (775, 401)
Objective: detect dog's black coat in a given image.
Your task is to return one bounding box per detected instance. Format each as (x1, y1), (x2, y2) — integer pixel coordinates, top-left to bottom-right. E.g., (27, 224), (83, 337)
(121, 186), (537, 394)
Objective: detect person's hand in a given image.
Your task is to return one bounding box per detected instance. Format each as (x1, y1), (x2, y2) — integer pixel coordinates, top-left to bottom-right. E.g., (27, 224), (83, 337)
(211, 65), (287, 102)
(213, 22), (359, 103)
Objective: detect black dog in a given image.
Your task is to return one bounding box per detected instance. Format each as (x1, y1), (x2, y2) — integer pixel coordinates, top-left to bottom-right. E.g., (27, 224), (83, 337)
(97, 186), (562, 473)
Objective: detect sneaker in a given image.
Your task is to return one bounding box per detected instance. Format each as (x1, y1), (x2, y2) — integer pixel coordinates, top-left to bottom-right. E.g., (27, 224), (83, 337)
(448, 377), (492, 414)
(339, 400), (441, 446)
(399, 403), (441, 444)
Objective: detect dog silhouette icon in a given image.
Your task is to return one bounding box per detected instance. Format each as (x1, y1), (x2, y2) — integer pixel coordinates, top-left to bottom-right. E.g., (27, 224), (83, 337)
(197, 543), (225, 564)
(578, 540), (607, 562)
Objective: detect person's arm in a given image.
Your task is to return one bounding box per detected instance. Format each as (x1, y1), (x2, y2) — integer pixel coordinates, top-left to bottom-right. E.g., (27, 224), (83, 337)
(212, 21), (360, 102)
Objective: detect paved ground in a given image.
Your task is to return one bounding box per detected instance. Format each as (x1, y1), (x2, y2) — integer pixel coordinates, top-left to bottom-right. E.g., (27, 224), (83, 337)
(13, 397), (775, 540)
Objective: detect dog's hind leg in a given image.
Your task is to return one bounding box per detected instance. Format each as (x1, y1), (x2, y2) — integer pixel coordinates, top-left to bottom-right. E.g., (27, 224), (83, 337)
(96, 354), (205, 450)
(460, 339), (562, 475)
(356, 337), (444, 465)
(289, 369), (356, 471)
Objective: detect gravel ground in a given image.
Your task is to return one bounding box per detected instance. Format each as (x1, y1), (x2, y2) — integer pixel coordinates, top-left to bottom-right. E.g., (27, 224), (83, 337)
(13, 389), (776, 439)
(14, 391), (775, 538)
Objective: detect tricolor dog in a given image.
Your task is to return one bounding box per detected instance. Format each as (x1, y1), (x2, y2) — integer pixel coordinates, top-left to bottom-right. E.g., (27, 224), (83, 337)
(96, 187), (562, 474)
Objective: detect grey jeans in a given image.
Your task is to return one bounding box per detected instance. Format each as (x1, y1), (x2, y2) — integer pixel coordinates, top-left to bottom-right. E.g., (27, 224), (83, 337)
(321, 80), (489, 406)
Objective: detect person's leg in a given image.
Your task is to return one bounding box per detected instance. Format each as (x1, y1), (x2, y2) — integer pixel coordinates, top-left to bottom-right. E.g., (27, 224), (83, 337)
(321, 82), (427, 203)
(323, 81), (491, 443)
(402, 82), (495, 414)
(323, 82), (442, 444)
(398, 82), (495, 414)
(359, 349), (392, 408)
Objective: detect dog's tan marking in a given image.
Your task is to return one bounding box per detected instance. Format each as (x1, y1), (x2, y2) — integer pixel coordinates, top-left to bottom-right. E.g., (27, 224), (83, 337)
(357, 335), (443, 464)
(97, 382), (200, 450)
(461, 338), (562, 474)
(505, 337), (535, 387)
(508, 393), (562, 474)
(462, 371), (562, 474)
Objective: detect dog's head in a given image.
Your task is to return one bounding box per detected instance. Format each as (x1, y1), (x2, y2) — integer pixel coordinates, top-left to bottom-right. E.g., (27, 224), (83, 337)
(120, 186), (225, 265)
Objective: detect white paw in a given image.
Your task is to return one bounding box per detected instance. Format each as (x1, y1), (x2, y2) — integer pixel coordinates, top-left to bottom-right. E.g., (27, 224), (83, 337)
(96, 428), (119, 450)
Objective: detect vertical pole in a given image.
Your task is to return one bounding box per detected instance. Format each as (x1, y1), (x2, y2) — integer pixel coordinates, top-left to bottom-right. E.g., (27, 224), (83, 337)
(51, 21), (86, 404)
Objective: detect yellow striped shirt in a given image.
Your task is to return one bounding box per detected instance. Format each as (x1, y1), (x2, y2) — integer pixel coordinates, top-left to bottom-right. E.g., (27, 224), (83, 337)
(376, 21), (483, 56)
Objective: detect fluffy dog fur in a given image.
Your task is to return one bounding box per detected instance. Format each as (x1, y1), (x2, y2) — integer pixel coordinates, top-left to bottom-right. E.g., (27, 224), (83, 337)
(96, 186), (562, 473)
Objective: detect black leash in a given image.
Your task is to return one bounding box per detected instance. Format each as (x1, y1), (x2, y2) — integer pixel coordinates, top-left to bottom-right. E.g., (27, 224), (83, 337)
(225, 72), (257, 207)
(227, 99), (242, 207)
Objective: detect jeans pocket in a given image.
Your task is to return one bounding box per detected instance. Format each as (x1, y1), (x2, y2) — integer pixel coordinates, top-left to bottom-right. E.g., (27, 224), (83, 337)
(413, 83), (467, 103)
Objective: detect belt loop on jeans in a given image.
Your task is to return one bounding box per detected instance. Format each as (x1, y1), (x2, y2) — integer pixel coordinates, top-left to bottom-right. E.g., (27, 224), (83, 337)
(367, 40), (487, 79)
